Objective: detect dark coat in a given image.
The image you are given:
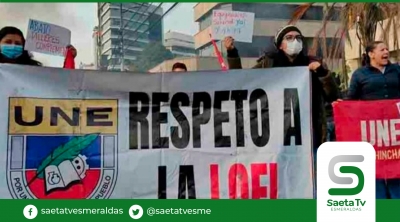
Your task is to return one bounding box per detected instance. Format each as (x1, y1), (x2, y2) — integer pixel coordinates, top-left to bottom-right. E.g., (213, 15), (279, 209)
(347, 63), (400, 100)
(227, 48), (339, 147)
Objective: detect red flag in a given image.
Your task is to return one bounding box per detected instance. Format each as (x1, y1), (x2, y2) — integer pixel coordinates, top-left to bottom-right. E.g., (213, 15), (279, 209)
(210, 34), (228, 71)
(63, 47), (75, 69)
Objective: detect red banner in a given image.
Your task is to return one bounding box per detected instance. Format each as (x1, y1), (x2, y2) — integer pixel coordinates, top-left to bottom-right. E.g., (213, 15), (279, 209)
(333, 100), (400, 179)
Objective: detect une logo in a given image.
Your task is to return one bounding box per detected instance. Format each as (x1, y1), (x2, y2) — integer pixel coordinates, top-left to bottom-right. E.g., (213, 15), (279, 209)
(328, 155), (365, 196)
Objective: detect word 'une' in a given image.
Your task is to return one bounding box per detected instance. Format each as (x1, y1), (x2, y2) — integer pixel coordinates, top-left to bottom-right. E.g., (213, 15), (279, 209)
(361, 119), (400, 147)
(13, 106), (113, 127)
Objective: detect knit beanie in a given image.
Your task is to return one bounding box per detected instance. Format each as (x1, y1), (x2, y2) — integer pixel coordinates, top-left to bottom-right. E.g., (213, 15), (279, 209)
(274, 25), (302, 47)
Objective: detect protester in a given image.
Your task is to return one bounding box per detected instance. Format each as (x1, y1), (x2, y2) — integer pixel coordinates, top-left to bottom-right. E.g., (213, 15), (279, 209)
(345, 41), (400, 199)
(347, 41), (400, 100)
(224, 25), (339, 157)
(0, 26), (41, 66)
(0, 26), (78, 69)
(172, 62), (187, 72)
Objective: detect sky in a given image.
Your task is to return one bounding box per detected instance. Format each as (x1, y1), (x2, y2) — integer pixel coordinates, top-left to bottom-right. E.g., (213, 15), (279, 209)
(0, 3), (197, 67)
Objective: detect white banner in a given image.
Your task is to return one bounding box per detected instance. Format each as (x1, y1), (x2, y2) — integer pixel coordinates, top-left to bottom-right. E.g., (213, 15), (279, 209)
(0, 64), (312, 199)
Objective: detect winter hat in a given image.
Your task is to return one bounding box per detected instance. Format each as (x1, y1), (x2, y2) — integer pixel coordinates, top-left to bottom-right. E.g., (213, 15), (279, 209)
(0, 26), (25, 45)
(274, 25), (302, 47)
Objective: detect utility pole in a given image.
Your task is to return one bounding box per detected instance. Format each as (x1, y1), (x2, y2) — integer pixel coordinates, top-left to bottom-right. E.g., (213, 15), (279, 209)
(120, 3), (124, 71)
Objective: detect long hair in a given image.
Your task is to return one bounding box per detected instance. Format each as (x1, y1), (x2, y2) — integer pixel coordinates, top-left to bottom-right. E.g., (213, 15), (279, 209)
(0, 26), (42, 66)
(361, 41), (384, 66)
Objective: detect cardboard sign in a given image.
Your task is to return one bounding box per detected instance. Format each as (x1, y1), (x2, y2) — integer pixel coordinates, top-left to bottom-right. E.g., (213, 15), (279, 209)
(25, 19), (71, 57)
(211, 10), (255, 43)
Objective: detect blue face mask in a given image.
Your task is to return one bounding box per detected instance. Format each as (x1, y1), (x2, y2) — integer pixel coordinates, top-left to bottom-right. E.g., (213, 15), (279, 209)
(0, 44), (23, 59)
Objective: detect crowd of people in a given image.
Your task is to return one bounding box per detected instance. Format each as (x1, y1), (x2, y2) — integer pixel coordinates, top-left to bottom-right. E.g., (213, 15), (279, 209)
(1, 24), (400, 199)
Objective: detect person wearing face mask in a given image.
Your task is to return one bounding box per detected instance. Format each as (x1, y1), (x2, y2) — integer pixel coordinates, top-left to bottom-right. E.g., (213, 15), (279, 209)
(0, 26), (41, 66)
(344, 41), (400, 199)
(224, 25), (339, 196)
(1, 26), (78, 69)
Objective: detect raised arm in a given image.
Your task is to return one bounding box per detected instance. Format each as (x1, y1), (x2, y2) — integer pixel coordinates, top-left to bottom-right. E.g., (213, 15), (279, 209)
(224, 36), (243, 70)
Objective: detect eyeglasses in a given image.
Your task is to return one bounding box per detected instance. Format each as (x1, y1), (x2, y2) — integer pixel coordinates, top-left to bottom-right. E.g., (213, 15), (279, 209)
(284, 35), (303, 42)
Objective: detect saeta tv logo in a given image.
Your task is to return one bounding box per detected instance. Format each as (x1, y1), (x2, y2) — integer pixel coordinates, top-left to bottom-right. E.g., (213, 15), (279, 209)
(328, 155), (364, 196)
(317, 142), (376, 222)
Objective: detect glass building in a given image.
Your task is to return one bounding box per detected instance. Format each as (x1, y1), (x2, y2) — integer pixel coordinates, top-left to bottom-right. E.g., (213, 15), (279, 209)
(97, 3), (163, 71)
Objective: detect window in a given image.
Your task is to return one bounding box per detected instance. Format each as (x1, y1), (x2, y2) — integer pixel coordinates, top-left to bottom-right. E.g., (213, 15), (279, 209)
(110, 8), (121, 17)
(124, 49), (141, 57)
(171, 46), (196, 54)
(148, 14), (162, 42)
(111, 39), (148, 48)
(123, 20), (149, 32)
(123, 11), (149, 23)
(199, 13), (212, 31)
(328, 7), (341, 21)
(112, 20), (120, 26)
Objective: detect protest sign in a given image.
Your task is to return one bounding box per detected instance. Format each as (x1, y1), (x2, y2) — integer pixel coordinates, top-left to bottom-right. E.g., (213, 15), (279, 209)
(211, 10), (255, 43)
(334, 100), (400, 179)
(25, 19), (71, 57)
(0, 64), (313, 199)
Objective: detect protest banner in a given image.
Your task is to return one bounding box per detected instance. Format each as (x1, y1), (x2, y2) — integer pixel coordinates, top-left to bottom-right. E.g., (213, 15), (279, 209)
(0, 64), (313, 199)
(211, 10), (255, 43)
(334, 100), (400, 179)
(25, 19), (71, 57)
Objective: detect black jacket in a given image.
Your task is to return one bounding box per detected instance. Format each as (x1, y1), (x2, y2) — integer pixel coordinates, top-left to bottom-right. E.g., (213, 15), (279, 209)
(227, 48), (339, 147)
(347, 63), (400, 100)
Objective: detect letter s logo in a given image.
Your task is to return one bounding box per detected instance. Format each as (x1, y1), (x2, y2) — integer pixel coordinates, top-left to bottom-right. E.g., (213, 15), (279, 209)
(328, 155), (364, 196)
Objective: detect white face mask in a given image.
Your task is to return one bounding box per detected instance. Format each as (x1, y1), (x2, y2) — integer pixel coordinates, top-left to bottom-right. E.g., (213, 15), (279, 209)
(285, 40), (303, 56)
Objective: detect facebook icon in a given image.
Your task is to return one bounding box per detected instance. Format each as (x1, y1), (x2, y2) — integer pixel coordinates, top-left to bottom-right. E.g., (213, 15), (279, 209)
(23, 205), (38, 219)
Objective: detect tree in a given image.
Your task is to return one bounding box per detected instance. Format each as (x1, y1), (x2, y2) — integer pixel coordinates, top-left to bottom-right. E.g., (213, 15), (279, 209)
(135, 42), (174, 72)
(290, 3), (400, 89)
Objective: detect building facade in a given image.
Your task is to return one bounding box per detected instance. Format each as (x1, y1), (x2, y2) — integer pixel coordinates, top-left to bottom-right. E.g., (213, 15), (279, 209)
(164, 31), (196, 57)
(194, 3), (342, 58)
(97, 3), (163, 71)
(345, 16), (400, 75)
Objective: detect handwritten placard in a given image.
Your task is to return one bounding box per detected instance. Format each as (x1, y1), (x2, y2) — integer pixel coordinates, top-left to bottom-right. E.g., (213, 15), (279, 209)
(211, 10), (255, 43)
(25, 19), (71, 57)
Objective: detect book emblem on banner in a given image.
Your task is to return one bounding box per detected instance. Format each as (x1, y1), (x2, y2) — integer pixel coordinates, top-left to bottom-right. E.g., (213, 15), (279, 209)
(6, 97), (119, 199)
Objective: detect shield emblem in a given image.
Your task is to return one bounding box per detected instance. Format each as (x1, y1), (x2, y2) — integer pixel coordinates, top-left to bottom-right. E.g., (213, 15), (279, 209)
(7, 98), (118, 199)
